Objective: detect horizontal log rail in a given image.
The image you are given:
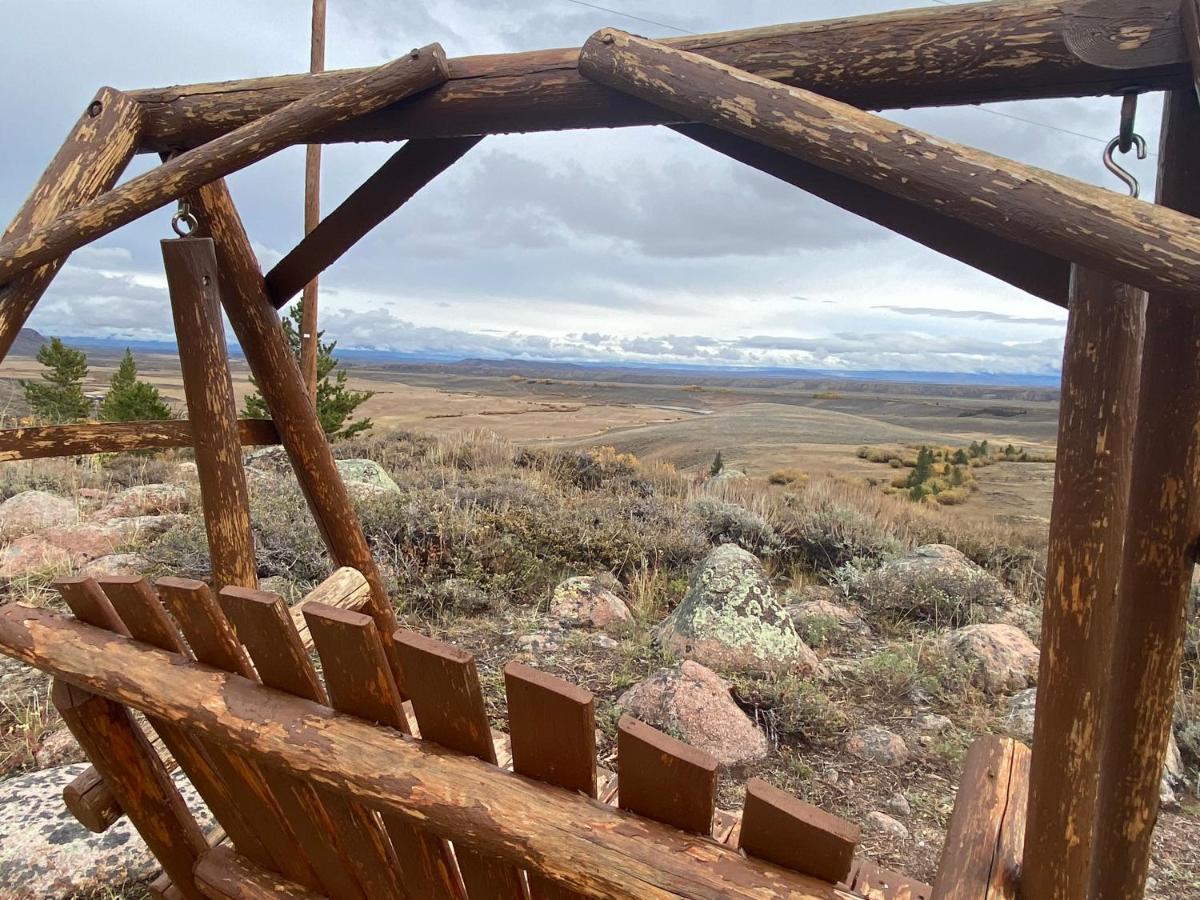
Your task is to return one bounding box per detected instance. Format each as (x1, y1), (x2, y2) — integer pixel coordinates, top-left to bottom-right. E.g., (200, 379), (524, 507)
(0, 602), (854, 900)
(577, 29), (1200, 300)
(126, 0), (1188, 152)
(0, 419), (279, 462)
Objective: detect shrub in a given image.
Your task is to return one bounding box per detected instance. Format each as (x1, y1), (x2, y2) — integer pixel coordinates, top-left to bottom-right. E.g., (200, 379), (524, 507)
(692, 496), (782, 556)
(833, 557), (1007, 631)
(731, 673), (848, 744)
(851, 640), (977, 706)
(768, 469), (808, 486)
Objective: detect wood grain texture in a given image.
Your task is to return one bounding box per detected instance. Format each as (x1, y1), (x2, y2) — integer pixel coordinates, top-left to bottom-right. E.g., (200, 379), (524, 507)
(156, 578), (255, 679)
(189, 179), (399, 683)
(739, 778), (860, 886)
(1091, 89), (1200, 900)
(932, 736), (1030, 899)
(127, 0), (1188, 152)
(290, 567), (371, 650)
(195, 846), (327, 900)
(0, 603), (855, 900)
(265, 137), (482, 307)
(0, 46), (449, 284)
(0, 419), (279, 462)
(578, 29), (1200, 300)
(616, 715), (716, 837)
(0, 87), (142, 362)
(219, 587), (327, 703)
(299, 0), (328, 401)
(672, 124), (1070, 307)
(163, 237), (257, 593)
(1022, 267), (1145, 900)
(1185, 0), (1200, 103)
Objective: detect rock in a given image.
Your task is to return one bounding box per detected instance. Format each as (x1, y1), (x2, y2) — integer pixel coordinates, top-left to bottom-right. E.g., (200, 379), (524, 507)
(657, 544), (819, 673)
(886, 793), (912, 818)
(0, 535), (75, 578)
(0, 763), (213, 897)
(914, 712), (953, 734)
(517, 630), (565, 655)
(336, 459), (401, 496)
(846, 726), (909, 766)
(172, 461), (199, 482)
(244, 446), (291, 473)
(0, 491), (78, 539)
(551, 576), (632, 629)
(618, 661), (768, 766)
(594, 634), (619, 650)
(785, 592), (871, 639)
(944, 623), (1039, 694)
(31, 726), (83, 770)
(707, 468), (747, 485)
(80, 553), (150, 578)
(1005, 688), (1038, 741)
(866, 810), (910, 841)
(95, 484), (188, 521)
(103, 514), (186, 541)
(1160, 776), (1180, 812)
(41, 523), (123, 560)
(1164, 732), (1185, 784)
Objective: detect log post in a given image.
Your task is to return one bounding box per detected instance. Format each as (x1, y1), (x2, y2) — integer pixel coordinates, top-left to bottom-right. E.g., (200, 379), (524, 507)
(188, 178), (401, 683)
(1091, 89), (1200, 900)
(1022, 268), (1145, 899)
(300, 0), (328, 401)
(0, 87), (142, 363)
(0, 46), (449, 284)
(162, 237), (257, 593)
(577, 29), (1200, 300)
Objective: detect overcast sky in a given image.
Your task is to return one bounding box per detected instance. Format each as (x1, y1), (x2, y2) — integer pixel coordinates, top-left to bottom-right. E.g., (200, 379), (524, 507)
(1, 1), (1166, 375)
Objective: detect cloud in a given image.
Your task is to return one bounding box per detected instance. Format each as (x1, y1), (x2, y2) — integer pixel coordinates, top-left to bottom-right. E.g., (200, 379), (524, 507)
(873, 306), (1067, 327)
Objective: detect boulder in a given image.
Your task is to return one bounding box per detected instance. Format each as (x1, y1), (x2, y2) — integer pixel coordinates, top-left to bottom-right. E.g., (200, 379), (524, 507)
(336, 459), (401, 496)
(551, 576), (632, 629)
(785, 590), (870, 639)
(103, 514), (186, 541)
(0, 535), (74, 579)
(95, 484), (188, 521)
(914, 712), (953, 734)
(886, 793), (912, 818)
(846, 726), (910, 766)
(0, 763), (213, 897)
(657, 544), (819, 673)
(41, 523), (123, 560)
(516, 630), (565, 655)
(618, 661), (768, 766)
(80, 553), (150, 578)
(0, 491), (78, 539)
(1004, 687), (1038, 741)
(866, 810), (910, 841)
(944, 624), (1039, 694)
(862, 544), (1017, 619)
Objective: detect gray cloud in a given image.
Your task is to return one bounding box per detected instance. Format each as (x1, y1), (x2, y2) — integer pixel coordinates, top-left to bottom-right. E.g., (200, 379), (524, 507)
(873, 306), (1067, 327)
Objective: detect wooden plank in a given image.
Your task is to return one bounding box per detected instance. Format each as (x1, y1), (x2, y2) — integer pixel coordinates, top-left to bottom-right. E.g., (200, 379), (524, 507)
(932, 736), (1029, 899)
(504, 661), (595, 900)
(265, 137), (482, 307)
(299, 0), (328, 401)
(305, 605), (464, 899)
(127, 0), (1188, 151)
(55, 575), (130, 636)
(290, 566), (371, 649)
(0, 48), (450, 284)
(0, 87), (143, 363)
(51, 677), (206, 898)
(191, 178), (400, 687)
(156, 578), (255, 678)
(739, 777), (859, 886)
(849, 861), (932, 900)
(163, 237), (257, 593)
(672, 124), (1070, 307)
(578, 29), (1200, 300)
(1092, 88), (1200, 900)
(1184, 0), (1200, 104)
(219, 587), (327, 702)
(195, 846), (328, 900)
(1022, 266), (1144, 899)
(0, 419), (280, 462)
(394, 629), (525, 900)
(616, 715), (716, 836)
(0, 604), (858, 899)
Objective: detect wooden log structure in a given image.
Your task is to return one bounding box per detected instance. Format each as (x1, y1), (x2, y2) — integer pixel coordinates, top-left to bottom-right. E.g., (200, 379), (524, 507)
(0, 419), (279, 462)
(0, 602), (859, 899)
(0, 46), (451, 284)
(1184, 0), (1200, 103)
(0, 87), (143, 363)
(265, 136), (483, 307)
(299, 0), (328, 401)
(576, 29), (1200, 300)
(125, 0), (1189, 152)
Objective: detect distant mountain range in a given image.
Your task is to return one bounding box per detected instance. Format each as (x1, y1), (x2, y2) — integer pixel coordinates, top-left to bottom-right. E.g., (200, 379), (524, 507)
(8, 328), (47, 357)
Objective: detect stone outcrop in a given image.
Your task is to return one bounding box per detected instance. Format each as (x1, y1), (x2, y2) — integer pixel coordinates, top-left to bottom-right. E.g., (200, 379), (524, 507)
(944, 623), (1039, 694)
(0, 491), (78, 539)
(550, 576), (632, 629)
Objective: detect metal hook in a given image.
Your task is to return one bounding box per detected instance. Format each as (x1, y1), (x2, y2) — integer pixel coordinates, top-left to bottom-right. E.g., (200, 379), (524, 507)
(170, 195), (198, 237)
(1103, 133), (1147, 198)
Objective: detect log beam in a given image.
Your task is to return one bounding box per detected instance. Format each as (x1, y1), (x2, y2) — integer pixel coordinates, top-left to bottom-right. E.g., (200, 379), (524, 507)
(0, 603), (855, 900)
(1183, 0), (1200, 103)
(672, 124), (1071, 306)
(0, 419), (278, 462)
(577, 29), (1200, 300)
(126, 0), (1189, 152)
(265, 137), (482, 308)
(0, 87), (143, 363)
(0, 46), (450, 285)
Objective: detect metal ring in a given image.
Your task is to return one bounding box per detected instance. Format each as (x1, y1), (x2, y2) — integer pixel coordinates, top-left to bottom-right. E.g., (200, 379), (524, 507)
(1103, 133), (1147, 199)
(171, 209), (199, 237)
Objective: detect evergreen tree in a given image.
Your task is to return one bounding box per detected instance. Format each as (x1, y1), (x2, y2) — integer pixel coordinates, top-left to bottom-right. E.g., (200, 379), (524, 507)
(243, 300), (374, 441)
(99, 349), (173, 421)
(22, 337), (90, 423)
(709, 450), (724, 477)
(906, 445), (934, 488)
(952, 448), (969, 465)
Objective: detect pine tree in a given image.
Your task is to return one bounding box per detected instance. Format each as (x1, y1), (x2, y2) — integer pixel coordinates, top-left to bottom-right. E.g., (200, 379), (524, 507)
(906, 445), (934, 488)
(22, 337), (90, 423)
(243, 300), (374, 441)
(709, 450), (724, 477)
(99, 349), (173, 421)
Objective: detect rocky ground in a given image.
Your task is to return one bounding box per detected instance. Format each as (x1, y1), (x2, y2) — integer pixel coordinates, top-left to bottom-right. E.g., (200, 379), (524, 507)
(0, 431), (1196, 897)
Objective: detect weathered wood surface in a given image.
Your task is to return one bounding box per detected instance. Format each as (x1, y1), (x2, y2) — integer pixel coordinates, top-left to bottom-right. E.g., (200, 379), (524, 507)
(1092, 89), (1200, 900)
(127, 0), (1188, 152)
(265, 137), (482, 307)
(52, 678), (207, 898)
(740, 778), (860, 887)
(578, 29), (1200, 300)
(1022, 267), (1145, 899)
(190, 178), (398, 678)
(672, 124), (1071, 306)
(0, 418), (279, 461)
(616, 715), (716, 837)
(289, 566), (371, 649)
(0, 87), (143, 362)
(0, 603), (856, 900)
(195, 846), (328, 900)
(0, 47), (450, 284)
(163, 237), (257, 593)
(300, 0), (328, 401)
(932, 736), (1030, 899)
(1184, 0), (1200, 103)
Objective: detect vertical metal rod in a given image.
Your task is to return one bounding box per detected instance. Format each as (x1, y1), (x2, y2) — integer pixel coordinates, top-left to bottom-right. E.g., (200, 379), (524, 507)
(300, 0), (328, 403)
